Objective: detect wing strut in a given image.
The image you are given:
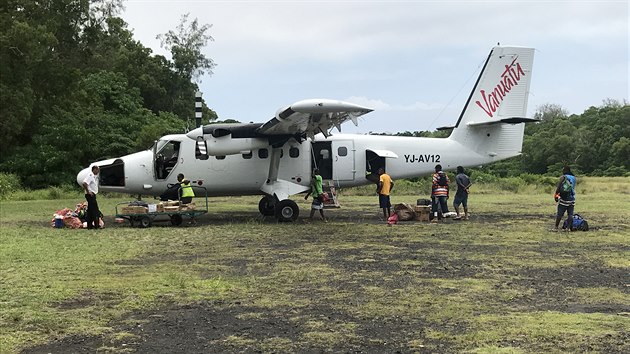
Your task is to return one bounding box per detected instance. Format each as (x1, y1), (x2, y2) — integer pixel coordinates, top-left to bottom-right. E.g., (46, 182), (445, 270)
(260, 147), (308, 201)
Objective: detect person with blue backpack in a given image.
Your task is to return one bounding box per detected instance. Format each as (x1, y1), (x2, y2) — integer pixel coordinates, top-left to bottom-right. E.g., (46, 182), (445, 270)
(552, 165), (577, 232)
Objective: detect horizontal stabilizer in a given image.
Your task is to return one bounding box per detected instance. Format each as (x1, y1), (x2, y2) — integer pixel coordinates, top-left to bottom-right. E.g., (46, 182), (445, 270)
(466, 117), (539, 127)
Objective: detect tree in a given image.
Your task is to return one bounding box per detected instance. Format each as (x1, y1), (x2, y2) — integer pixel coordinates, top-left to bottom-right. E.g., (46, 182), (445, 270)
(157, 13), (216, 83)
(533, 103), (569, 123)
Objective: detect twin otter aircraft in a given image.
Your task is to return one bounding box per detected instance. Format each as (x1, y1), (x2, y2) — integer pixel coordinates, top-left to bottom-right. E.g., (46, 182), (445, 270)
(77, 45), (536, 221)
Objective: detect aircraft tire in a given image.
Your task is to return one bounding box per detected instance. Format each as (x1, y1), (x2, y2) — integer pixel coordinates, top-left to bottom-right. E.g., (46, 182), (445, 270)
(274, 199), (299, 222)
(258, 197), (276, 216)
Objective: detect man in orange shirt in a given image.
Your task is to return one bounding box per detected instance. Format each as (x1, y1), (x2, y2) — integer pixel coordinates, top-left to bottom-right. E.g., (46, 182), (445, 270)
(377, 168), (394, 220)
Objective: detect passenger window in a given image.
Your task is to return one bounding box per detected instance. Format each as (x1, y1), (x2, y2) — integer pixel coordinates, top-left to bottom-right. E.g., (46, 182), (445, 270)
(242, 151), (252, 159)
(289, 147), (299, 158)
(338, 147), (348, 157)
(258, 149), (268, 159)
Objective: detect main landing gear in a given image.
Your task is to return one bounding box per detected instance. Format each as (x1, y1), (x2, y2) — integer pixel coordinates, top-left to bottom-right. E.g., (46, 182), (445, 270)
(258, 196), (299, 222)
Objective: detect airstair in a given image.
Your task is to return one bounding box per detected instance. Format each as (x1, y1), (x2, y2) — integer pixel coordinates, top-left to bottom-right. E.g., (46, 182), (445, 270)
(322, 180), (341, 208)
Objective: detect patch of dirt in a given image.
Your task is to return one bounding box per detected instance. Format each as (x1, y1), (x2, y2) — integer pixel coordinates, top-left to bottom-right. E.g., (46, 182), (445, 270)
(52, 290), (120, 310)
(21, 210), (629, 354)
(24, 301), (458, 353)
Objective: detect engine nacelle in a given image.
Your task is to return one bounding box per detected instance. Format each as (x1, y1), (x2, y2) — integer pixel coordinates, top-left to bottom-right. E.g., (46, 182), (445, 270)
(205, 135), (269, 156)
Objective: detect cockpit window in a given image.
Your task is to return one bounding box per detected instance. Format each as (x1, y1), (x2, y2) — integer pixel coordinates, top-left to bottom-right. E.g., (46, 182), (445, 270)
(155, 140), (181, 180)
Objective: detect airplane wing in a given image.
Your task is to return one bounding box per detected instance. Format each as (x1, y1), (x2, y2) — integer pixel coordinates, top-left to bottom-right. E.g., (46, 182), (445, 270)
(256, 99), (373, 138)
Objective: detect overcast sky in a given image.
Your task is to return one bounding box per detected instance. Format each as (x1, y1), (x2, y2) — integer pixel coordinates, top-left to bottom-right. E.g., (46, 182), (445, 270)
(121, 0), (628, 134)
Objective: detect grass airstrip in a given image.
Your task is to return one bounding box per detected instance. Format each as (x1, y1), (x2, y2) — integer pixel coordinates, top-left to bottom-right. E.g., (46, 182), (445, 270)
(1, 177), (628, 353)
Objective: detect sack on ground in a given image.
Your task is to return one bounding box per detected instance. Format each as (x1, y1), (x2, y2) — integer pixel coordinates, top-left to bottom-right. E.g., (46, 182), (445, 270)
(562, 213), (589, 231)
(394, 203), (416, 221)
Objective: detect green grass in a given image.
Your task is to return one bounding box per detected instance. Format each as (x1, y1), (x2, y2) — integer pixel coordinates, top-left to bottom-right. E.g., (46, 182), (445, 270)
(1, 177), (629, 353)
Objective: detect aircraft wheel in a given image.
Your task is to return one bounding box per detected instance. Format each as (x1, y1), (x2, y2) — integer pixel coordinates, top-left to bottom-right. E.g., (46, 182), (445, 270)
(274, 199), (299, 222)
(258, 196), (276, 216)
(138, 216), (152, 228)
(170, 214), (183, 226)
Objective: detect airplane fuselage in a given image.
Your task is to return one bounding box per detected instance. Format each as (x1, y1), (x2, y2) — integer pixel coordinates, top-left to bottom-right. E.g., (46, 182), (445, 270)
(77, 45), (535, 221)
(80, 132), (505, 198)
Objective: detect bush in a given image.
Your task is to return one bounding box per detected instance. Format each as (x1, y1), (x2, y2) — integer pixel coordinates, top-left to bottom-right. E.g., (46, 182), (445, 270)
(518, 173), (557, 187)
(0, 173), (22, 199)
(2, 184), (82, 201)
(495, 177), (526, 193)
(470, 171), (499, 184)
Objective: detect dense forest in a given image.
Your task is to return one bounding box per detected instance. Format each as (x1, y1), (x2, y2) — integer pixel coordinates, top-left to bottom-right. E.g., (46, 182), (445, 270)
(1, 1), (628, 191)
(391, 101), (629, 178)
(1, 0), (217, 188)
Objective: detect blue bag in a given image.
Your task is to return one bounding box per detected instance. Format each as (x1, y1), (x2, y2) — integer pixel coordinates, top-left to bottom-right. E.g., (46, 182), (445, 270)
(562, 213), (589, 231)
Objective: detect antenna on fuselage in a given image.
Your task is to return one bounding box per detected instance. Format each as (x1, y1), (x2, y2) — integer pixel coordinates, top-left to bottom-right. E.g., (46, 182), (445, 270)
(195, 91), (203, 128)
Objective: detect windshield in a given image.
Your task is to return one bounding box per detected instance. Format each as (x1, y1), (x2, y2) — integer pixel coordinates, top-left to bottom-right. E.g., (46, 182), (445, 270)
(154, 139), (181, 180)
(155, 139), (169, 153)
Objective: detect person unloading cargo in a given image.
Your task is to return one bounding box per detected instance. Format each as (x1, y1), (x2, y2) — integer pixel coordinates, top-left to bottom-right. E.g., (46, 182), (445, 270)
(177, 173), (195, 204)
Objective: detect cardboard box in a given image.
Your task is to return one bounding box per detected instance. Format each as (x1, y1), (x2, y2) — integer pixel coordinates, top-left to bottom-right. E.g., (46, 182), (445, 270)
(156, 203), (165, 213)
(147, 204), (157, 213)
(180, 203), (196, 211)
(414, 205), (431, 213)
(416, 212), (430, 222)
(414, 205), (431, 222)
(120, 206), (148, 214)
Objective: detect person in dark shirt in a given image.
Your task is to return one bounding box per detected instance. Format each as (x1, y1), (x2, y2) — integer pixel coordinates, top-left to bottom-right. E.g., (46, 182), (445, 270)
(552, 165), (576, 231)
(453, 166), (471, 220)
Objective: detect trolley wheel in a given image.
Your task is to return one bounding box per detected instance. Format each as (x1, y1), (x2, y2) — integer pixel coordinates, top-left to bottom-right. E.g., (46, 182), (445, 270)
(170, 214), (183, 226)
(138, 216), (152, 228)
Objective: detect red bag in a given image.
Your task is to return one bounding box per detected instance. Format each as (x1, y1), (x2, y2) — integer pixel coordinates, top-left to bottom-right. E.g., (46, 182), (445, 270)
(387, 213), (398, 225)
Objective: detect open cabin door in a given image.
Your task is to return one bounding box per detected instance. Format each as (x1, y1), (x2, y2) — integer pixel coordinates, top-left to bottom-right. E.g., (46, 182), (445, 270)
(311, 141), (333, 179)
(365, 149), (398, 183)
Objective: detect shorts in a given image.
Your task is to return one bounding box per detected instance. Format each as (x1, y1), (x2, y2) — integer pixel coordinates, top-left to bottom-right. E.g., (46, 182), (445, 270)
(311, 196), (323, 210)
(556, 203), (574, 219)
(453, 193), (468, 208)
(379, 194), (391, 209)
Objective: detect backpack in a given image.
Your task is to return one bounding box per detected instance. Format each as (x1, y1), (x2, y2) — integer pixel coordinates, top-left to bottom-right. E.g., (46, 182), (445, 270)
(562, 213), (589, 231)
(437, 172), (448, 186)
(559, 176), (572, 199)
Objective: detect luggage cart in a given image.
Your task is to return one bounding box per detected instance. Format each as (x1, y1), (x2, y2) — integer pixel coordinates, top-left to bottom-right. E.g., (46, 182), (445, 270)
(322, 180), (341, 208)
(115, 187), (208, 228)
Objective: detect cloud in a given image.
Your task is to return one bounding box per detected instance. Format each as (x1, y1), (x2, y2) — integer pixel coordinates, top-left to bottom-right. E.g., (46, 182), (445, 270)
(345, 96), (444, 112)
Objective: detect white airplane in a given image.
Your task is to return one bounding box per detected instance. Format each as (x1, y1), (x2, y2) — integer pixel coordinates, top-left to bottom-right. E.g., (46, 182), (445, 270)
(77, 45), (536, 221)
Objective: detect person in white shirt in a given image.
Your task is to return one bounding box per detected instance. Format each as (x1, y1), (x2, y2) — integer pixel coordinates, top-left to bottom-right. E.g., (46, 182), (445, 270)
(82, 165), (101, 229)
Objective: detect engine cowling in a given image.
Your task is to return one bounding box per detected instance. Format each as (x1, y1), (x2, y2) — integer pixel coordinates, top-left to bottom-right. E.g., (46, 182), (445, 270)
(205, 135), (269, 156)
